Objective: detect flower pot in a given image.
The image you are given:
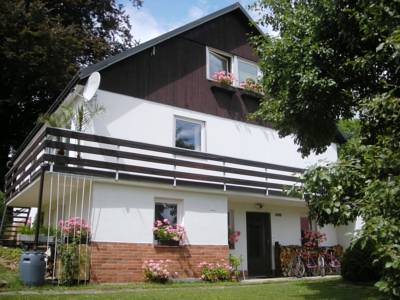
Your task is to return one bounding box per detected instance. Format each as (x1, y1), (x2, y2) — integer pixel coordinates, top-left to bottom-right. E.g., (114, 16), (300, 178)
(156, 239), (180, 246)
(64, 236), (90, 244)
(38, 235), (55, 243)
(240, 89), (263, 100)
(211, 82), (236, 95)
(17, 234), (35, 242)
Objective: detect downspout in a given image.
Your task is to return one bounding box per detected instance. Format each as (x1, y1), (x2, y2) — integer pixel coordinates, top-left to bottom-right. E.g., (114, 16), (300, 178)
(34, 166), (46, 249)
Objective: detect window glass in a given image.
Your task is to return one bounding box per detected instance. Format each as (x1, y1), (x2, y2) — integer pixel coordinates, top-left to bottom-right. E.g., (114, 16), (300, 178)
(175, 118), (202, 151)
(209, 51), (230, 77)
(155, 203), (177, 225)
(238, 60), (258, 83)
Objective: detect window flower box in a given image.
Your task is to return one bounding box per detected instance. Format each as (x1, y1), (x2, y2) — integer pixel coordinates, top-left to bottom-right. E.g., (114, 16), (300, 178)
(240, 89), (263, 101)
(211, 82), (236, 95)
(155, 239), (180, 247)
(153, 219), (185, 246)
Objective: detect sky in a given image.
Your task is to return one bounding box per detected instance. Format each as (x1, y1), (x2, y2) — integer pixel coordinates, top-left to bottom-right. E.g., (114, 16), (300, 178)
(120, 0), (271, 43)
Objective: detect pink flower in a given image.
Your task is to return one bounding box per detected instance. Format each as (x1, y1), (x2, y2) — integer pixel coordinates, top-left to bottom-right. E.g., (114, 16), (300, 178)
(212, 71), (234, 85)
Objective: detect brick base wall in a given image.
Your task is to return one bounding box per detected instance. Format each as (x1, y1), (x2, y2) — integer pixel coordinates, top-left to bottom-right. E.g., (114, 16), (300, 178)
(90, 242), (229, 283)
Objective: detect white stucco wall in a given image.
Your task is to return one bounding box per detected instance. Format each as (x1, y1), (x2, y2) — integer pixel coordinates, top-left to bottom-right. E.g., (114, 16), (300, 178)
(87, 90), (338, 169)
(228, 201), (307, 271)
(90, 181), (228, 245)
(228, 200), (340, 271)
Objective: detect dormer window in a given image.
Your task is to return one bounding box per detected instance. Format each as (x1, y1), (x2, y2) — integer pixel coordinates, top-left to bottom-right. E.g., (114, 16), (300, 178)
(238, 59), (259, 84)
(207, 48), (232, 79)
(206, 47), (261, 88)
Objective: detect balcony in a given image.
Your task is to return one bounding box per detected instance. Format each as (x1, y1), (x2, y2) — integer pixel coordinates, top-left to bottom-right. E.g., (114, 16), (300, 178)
(5, 127), (304, 204)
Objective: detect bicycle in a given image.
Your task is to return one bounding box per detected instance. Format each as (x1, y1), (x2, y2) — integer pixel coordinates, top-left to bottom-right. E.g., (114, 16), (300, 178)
(287, 249), (305, 278)
(323, 249), (341, 274)
(302, 249), (325, 277)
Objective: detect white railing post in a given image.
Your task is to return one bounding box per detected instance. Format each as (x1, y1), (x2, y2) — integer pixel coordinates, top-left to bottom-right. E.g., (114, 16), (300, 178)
(265, 168), (269, 196)
(223, 161), (226, 191)
(115, 145), (120, 181)
(173, 154), (177, 187)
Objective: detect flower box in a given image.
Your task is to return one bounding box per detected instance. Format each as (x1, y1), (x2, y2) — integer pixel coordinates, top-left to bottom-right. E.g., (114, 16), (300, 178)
(211, 82), (236, 95)
(155, 239), (180, 247)
(240, 89), (263, 100)
(17, 234), (55, 243)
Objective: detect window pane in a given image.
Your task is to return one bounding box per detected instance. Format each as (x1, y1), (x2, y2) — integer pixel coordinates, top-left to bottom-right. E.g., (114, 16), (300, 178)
(209, 52), (229, 77)
(238, 60), (258, 83)
(175, 119), (201, 151)
(155, 203), (177, 225)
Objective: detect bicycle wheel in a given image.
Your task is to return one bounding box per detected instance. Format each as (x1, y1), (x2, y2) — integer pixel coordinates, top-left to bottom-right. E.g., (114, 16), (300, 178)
(294, 258), (305, 278)
(318, 255), (325, 277)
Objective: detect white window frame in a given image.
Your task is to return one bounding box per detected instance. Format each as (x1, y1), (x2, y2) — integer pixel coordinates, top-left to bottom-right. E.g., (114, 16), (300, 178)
(237, 57), (262, 86)
(206, 47), (234, 80)
(173, 115), (206, 152)
(154, 198), (183, 225)
(206, 47), (261, 88)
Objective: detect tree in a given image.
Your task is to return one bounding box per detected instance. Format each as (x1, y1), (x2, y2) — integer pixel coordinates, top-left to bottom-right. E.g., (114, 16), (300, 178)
(250, 0), (399, 156)
(252, 0), (399, 297)
(0, 0), (143, 187)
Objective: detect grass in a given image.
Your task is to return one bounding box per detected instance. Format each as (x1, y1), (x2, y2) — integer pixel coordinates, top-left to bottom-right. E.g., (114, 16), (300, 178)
(0, 276), (381, 300)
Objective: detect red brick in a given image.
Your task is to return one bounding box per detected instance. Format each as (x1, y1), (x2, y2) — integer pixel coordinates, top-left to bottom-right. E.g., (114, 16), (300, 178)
(90, 242), (229, 283)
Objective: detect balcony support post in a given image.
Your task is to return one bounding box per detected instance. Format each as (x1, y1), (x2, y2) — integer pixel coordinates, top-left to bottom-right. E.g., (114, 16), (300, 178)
(265, 168), (269, 196)
(34, 166), (46, 249)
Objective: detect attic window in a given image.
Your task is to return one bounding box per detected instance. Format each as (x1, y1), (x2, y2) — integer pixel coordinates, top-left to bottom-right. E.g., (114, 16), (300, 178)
(238, 59), (259, 84)
(207, 48), (231, 79)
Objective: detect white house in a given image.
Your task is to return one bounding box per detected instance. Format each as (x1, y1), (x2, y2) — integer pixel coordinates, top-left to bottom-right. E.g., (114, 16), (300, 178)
(2, 3), (355, 283)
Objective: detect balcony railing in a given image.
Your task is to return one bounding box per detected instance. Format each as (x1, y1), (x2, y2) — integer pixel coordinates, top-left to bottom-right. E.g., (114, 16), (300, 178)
(5, 127), (304, 202)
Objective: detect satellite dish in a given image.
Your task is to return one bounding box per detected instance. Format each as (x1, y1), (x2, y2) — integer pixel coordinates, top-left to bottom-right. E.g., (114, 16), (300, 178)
(82, 72), (101, 101)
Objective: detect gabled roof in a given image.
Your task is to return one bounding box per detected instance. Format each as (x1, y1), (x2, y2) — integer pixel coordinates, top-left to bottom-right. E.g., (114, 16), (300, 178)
(79, 2), (263, 79)
(11, 2), (262, 163)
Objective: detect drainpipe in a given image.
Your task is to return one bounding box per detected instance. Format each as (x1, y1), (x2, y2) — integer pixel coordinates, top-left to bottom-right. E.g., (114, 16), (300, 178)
(34, 166), (46, 249)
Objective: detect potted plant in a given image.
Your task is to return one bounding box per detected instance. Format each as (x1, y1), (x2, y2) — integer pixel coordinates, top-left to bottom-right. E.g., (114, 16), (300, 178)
(17, 225), (56, 243)
(228, 229), (240, 249)
(17, 225), (35, 242)
(210, 71), (236, 95)
(240, 78), (263, 99)
(153, 219), (185, 246)
(56, 217), (91, 284)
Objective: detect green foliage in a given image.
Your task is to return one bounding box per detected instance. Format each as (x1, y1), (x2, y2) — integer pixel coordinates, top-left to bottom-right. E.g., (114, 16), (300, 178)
(0, 246), (23, 264)
(38, 101), (104, 131)
(300, 92), (400, 298)
(0, 0), (142, 187)
(228, 254), (241, 278)
(17, 226), (35, 235)
(251, 1), (399, 297)
(58, 242), (79, 285)
(199, 264), (231, 282)
(341, 239), (382, 283)
(250, 0), (399, 156)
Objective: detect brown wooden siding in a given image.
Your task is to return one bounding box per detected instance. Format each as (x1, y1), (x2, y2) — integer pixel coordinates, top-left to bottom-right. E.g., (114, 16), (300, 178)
(100, 10), (266, 126)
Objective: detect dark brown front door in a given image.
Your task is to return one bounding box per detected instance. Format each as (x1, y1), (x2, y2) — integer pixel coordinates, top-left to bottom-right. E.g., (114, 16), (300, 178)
(246, 212), (272, 277)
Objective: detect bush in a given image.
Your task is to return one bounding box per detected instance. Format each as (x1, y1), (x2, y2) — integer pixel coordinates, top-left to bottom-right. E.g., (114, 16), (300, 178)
(341, 239), (383, 283)
(142, 259), (176, 283)
(199, 257), (241, 282)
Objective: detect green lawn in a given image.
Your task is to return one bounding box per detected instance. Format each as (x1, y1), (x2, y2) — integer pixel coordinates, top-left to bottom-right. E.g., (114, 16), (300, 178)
(0, 276), (380, 300)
